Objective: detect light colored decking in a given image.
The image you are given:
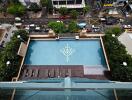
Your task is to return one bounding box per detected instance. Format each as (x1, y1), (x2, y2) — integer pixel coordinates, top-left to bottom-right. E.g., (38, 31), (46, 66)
(83, 66), (107, 75)
(118, 32), (132, 55)
(79, 33), (105, 37)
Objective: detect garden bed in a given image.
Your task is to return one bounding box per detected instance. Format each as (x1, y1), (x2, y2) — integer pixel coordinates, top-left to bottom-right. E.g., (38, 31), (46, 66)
(103, 27), (132, 82)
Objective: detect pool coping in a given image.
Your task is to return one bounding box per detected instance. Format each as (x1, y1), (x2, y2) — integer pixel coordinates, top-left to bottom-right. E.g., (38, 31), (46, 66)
(16, 36), (111, 80)
(100, 37), (110, 71)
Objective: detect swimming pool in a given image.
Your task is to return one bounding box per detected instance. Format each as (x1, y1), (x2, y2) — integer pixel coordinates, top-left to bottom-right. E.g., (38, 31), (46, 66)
(24, 39), (106, 67)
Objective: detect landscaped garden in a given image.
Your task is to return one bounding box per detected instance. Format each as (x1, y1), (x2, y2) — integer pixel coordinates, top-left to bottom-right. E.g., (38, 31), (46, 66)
(0, 30), (28, 81)
(103, 27), (132, 82)
(48, 21), (79, 33)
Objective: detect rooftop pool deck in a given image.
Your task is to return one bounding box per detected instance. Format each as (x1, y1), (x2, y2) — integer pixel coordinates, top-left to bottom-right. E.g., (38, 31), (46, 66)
(20, 39), (110, 80)
(24, 39), (107, 67)
(15, 39), (115, 100)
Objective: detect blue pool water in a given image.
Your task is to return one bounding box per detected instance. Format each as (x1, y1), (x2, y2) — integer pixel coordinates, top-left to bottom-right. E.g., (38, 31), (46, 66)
(24, 40), (106, 67)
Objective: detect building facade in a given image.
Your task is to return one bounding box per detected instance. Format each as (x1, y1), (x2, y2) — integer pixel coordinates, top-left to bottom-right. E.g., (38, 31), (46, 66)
(19, 0), (40, 6)
(52, 0), (85, 9)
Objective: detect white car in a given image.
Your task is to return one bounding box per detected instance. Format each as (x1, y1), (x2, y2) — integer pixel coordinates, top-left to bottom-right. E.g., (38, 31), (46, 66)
(15, 17), (21, 21)
(30, 24), (35, 27)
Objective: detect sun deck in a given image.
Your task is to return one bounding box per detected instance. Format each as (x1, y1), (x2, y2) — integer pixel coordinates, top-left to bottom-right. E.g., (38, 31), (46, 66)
(20, 65), (109, 80)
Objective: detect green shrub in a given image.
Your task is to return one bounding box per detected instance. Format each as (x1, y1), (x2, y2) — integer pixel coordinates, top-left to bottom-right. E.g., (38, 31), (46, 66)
(0, 30), (28, 81)
(48, 21), (66, 33)
(83, 5), (90, 15)
(70, 10), (78, 19)
(7, 4), (26, 16)
(59, 7), (68, 16)
(29, 3), (42, 13)
(68, 21), (79, 33)
(103, 28), (132, 81)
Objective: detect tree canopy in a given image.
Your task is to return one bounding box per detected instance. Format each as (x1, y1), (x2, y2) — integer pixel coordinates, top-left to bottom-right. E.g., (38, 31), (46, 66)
(59, 7), (68, 16)
(70, 10), (78, 19)
(68, 21), (79, 33)
(103, 27), (132, 82)
(83, 5), (90, 15)
(7, 4), (26, 16)
(48, 21), (66, 33)
(0, 30), (28, 81)
(29, 3), (42, 13)
(40, 0), (48, 7)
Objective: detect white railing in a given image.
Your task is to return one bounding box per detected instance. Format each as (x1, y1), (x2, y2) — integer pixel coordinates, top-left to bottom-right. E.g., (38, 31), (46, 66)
(53, 4), (85, 8)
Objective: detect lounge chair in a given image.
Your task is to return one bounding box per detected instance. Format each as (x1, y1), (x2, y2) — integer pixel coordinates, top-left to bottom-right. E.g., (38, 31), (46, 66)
(50, 69), (55, 78)
(68, 69), (71, 77)
(39, 70), (44, 78)
(23, 69), (28, 78)
(61, 69), (66, 78)
(55, 68), (60, 78)
(44, 69), (49, 78)
(34, 69), (39, 77)
(48, 69), (51, 78)
(28, 69), (33, 77)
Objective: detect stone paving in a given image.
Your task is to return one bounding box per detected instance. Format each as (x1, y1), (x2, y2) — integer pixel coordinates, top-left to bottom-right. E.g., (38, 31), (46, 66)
(118, 32), (132, 55)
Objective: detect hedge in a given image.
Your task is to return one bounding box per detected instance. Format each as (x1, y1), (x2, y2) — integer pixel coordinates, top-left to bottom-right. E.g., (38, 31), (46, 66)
(103, 27), (132, 82)
(0, 30), (28, 81)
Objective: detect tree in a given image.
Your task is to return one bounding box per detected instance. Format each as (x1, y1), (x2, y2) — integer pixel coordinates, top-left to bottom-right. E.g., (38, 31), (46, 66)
(47, 0), (53, 13)
(59, 7), (68, 16)
(7, 4), (26, 16)
(48, 21), (65, 33)
(111, 27), (122, 36)
(10, 0), (20, 4)
(0, 7), (6, 13)
(103, 28), (132, 82)
(0, 30), (28, 81)
(70, 10), (78, 19)
(68, 21), (79, 33)
(83, 5), (90, 15)
(29, 3), (42, 13)
(40, 0), (48, 7)
(105, 27), (122, 36)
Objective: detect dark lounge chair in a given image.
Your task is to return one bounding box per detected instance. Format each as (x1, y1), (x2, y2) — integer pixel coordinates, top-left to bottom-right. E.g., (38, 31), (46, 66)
(61, 69), (66, 78)
(39, 70), (44, 78)
(50, 69), (55, 78)
(28, 69), (33, 77)
(44, 69), (49, 78)
(55, 68), (60, 78)
(23, 69), (28, 77)
(68, 69), (71, 77)
(34, 69), (39, 77)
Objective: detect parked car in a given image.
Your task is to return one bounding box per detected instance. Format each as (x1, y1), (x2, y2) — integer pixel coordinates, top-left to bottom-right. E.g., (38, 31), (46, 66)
(44, 28), (50, 32)
(15, 17), (21, 21)
(30, 24), (35, 27)
(59, 15), (71, 19)
(86, 28), (92, 32)
(106, 17), (118, 25)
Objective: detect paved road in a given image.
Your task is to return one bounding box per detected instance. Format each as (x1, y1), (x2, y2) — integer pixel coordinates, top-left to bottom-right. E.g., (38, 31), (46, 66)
(0, 17), (87, 25)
